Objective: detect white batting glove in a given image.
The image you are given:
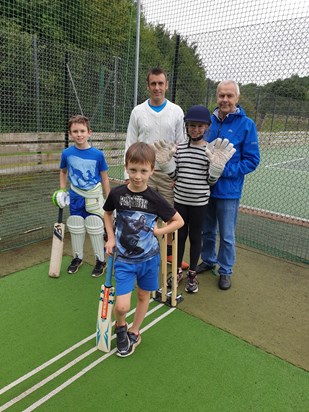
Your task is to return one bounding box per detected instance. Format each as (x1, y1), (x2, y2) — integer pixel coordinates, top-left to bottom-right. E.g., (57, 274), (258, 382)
(152, 140), (176, 174)
(205, 138), (236, 178)
(52, 189), (70, 208)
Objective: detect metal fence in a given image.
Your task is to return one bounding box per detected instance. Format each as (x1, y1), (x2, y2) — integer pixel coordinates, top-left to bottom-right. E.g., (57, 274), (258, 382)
(0, 0), (308, 264)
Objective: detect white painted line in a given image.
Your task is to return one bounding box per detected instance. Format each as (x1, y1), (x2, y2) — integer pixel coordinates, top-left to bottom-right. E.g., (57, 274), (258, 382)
(265, 157), (307, 168)
(240, 205), (309, 223)
(0, 299), (154, 396)
(23, 307), (176, 412)
(0, 302), (163, 411)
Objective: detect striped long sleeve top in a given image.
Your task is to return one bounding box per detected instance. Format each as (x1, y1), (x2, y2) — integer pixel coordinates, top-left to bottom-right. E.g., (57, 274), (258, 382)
(168, 142), (216, 206)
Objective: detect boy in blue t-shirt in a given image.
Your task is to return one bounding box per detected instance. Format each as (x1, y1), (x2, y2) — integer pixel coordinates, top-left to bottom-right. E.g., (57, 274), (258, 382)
(54, 115), (110, 278)
(104, 142), (184, 357)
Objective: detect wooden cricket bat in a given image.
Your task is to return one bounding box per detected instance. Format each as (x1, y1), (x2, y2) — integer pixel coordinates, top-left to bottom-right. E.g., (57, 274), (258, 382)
(48, 207), (65, 278)
(96, 253), (115, 352)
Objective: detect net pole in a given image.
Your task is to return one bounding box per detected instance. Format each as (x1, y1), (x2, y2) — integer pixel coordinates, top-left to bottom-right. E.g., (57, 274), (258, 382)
(133, 0), (141, 107)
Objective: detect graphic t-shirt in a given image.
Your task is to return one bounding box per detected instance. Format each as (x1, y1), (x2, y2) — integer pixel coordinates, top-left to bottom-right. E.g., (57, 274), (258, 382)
(104, 185), (176, 263)
(60, 146), (108, 191)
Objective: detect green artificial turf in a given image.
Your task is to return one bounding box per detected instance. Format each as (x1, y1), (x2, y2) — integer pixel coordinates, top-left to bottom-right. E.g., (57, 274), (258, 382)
(0, 260), (308, 412)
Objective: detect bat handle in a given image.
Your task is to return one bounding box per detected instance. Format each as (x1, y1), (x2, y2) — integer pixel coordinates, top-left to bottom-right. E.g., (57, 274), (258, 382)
(105, 252), (115, 287)
(58, 207), (63, 224)
(107, 252), (115, 265)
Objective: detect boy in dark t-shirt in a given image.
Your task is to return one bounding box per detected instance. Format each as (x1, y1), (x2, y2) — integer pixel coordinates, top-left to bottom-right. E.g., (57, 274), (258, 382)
(104, 142), (184, 358)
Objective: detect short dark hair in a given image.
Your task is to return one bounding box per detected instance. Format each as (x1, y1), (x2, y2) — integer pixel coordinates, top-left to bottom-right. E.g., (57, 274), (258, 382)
(146, 67), (168, 84)
(125, 142), (155, 170)
(68, 115), (90, 131)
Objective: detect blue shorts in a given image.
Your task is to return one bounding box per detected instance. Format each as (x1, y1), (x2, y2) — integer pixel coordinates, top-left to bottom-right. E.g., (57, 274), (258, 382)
(114, 254), (160, 296)
(69, 190), (91, 218)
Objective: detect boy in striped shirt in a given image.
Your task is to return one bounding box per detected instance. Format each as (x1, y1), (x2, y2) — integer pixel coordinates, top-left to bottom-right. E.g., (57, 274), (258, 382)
(154, 106), (235, 293)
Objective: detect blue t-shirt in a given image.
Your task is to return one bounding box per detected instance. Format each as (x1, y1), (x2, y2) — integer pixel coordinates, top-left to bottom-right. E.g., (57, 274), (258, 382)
(148, 99), (167, 112)
(60, 145), (108, 191)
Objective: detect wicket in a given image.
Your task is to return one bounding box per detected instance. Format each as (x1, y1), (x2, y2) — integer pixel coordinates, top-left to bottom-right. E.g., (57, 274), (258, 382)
(153, 224), (183, 307)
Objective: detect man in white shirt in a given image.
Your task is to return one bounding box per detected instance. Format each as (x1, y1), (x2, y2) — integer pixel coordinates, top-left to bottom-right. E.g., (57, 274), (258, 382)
(125, 67), (187, 267)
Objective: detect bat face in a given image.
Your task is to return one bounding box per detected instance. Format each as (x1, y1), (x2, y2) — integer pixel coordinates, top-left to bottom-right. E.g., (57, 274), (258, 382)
(96, 285), (115, 352)
(48, 222), (65, 278)
(49, 208), (65, 278)
(96, 254), (115, 352)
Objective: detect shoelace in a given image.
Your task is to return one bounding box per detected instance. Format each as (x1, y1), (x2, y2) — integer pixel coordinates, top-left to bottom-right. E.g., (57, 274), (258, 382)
(188, 275), (197, 284)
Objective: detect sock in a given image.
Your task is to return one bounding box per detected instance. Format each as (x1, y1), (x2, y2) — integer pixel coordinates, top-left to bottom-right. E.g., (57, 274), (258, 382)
(167, 245), (172, 256)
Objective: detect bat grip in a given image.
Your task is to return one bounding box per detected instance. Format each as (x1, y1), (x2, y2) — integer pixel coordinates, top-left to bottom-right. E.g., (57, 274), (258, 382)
(105, 253), (114, 287)
(58, 207), (63, 224)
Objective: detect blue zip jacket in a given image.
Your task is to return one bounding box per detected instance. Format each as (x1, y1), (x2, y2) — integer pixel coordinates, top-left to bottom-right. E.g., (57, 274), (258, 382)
(205, 105), (260, 199)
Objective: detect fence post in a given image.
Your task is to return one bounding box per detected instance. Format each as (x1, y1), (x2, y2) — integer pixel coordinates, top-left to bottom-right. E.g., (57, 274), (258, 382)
(270, 96), (276, 132)
(171, 34), (180, 103)
(133, 0), (141, 108)
(64, 52), (69, 148)
(32, 36), (41, 133)
(113, 56), (121, 132)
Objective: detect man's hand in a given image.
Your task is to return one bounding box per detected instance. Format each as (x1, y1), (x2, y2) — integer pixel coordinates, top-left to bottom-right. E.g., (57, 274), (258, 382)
(152, 140), (176, 174)
(52, 189), (70, 208)
(205, 138), (236, 178)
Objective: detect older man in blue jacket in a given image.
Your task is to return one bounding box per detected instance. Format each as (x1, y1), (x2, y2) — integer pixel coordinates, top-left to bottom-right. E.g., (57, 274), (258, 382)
(197, 80), (260, 290)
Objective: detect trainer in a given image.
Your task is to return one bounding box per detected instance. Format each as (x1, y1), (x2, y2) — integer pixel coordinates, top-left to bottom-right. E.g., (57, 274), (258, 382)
(124, 67), (184, 202)
(197, 80), (260, 290)
(124, 67), (186, 265)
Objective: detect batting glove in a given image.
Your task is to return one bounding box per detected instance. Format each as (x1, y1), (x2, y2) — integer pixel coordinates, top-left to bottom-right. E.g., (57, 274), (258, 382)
(205, 138), (236, 178)
(52, 189), (70, 208)
(153, 140), (176, 174)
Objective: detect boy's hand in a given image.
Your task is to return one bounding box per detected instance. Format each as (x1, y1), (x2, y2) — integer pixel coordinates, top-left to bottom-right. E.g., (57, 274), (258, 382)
(52, 189), (70, 208)
(105, 240), (116, 255)
(152, 140), (176, 174)
(205, 138), (236, 178)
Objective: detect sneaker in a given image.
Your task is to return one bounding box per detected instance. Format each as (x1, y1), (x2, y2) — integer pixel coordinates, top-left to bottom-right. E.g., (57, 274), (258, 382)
(167, 267), (183, 288)
(167, 256), (189, 270)
(128, 331), (141, 350)
(67, 257), (83, 274)
(91, 259), (106, 278)
(185, 270), (199, 293)
(196, 261), (216, 274)
(219, 274), (231, 290)
(115, 323), (133, 357)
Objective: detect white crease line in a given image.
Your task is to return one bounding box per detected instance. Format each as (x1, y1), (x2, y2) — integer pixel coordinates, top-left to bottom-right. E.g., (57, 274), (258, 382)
(265, 157), (306, 167)
(23, 307), (176, 412)
(240, 205), (309, 223)
(0, 299), (154, 396)
(0, 302), (163, 411)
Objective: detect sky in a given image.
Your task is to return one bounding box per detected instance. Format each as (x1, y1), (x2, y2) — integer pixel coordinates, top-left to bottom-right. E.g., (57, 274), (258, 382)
(140, 0), (309, 84)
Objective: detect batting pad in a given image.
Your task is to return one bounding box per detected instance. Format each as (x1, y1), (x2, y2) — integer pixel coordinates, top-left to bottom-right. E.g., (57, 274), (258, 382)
(85, 215), (105, 262)
(67, 215), (86, 260)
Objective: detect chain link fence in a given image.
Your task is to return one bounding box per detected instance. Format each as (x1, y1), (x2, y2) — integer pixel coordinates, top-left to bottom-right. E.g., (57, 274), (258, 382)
(0, 0), (308, 264)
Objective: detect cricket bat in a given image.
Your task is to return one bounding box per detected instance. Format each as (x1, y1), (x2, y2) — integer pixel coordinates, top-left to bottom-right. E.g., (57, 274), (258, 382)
(96, 253), (115, 352)
(48, 207), (65, 278)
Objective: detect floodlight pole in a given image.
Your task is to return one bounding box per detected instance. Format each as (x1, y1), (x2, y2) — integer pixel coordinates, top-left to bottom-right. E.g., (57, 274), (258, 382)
(134, 0), (141, 107)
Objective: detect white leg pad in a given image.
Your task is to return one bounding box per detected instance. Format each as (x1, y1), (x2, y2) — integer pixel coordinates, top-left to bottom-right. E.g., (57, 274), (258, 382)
(85, 215), (105, 262)
(67, 215), (86, 260)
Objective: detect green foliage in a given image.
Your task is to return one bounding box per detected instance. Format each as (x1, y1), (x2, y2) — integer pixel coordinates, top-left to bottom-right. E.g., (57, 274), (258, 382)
(0, 0), (308, 133)
(175, 39), (208, 111)
(241, 78), (309, 131)
(264, 75), (309, 100)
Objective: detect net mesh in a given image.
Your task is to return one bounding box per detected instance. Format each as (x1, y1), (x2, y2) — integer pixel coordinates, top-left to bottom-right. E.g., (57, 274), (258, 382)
(0, 0), (308, 264)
